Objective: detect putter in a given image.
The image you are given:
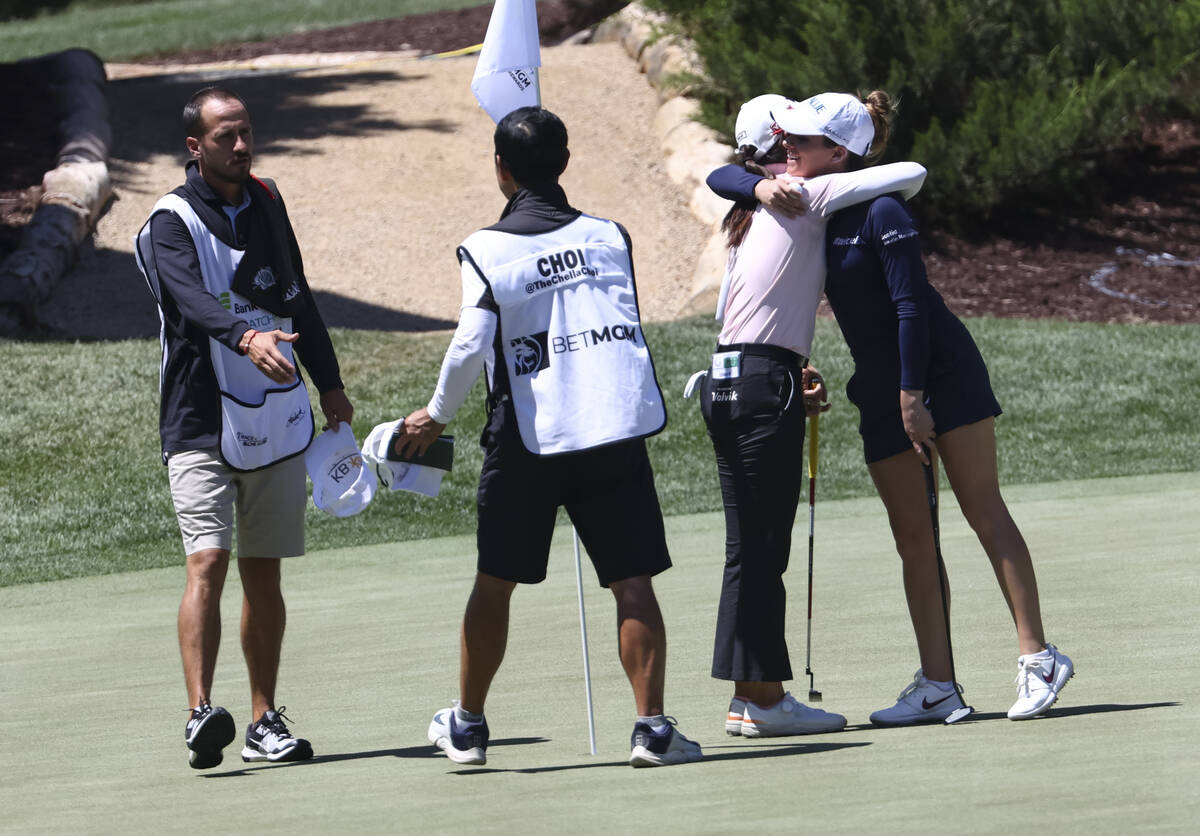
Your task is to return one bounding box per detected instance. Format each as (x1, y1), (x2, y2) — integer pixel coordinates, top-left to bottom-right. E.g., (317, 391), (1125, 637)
(921, 448), (974, 724)
(804, 411), (821, 702)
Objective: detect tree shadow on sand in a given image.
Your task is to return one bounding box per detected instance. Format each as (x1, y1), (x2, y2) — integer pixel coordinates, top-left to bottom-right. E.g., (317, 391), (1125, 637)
(107, 65), (451, 163)
(35, 240), (455, 341)
(24, 65), (463, 340)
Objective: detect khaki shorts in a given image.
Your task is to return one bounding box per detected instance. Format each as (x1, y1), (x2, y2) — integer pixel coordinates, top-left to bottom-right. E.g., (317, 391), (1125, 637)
(166, 448), (306, 558)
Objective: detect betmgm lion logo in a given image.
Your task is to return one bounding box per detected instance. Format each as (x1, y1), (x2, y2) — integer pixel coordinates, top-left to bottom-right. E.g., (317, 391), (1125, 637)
(511, 331), (550, 377)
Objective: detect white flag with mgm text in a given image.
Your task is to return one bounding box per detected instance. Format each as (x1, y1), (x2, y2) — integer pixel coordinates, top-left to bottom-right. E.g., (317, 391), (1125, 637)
(471, 0), (541, 123)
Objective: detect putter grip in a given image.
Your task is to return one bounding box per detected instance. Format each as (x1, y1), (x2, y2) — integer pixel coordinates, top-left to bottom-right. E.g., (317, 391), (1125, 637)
(808, 413), (819, 479)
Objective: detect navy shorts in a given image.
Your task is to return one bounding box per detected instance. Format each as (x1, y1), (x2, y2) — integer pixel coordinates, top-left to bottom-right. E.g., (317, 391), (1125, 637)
(851, 355), (1002, 464)
(475, 400), (672, 587)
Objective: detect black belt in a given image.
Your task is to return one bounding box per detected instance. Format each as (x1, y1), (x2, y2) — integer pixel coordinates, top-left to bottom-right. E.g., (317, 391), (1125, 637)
(717, 343), (808, 368)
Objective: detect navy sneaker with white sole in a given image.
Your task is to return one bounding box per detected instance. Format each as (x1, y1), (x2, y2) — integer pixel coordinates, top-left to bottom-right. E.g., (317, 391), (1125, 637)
(241, 707), (313, 763)
(428, 704), (489, 765)
(629, 717), (703, 767)
(185, 702), (236, 770)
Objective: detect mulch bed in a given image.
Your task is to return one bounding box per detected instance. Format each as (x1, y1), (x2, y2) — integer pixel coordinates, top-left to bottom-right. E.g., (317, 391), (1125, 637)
(4, 0), (1198, 324)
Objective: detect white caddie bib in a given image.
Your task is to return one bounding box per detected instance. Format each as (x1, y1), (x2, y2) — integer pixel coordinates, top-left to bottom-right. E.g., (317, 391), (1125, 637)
(135, 194), (313, 471)
(460, 214), (665, 455)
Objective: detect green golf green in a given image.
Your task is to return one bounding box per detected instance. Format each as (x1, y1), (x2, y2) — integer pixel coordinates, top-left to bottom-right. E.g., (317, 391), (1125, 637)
(1, 472), (1195, 832)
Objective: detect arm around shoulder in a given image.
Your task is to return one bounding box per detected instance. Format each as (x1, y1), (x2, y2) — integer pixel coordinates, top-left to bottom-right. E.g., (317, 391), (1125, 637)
(707, 164), (763, 201)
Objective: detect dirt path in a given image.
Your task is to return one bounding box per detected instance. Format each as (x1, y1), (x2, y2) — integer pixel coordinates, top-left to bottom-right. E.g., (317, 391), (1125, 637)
(45, 42), (708, 339)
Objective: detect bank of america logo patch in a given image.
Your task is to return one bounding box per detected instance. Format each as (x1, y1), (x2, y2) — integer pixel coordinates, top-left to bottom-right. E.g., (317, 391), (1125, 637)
(511, 332), (550, 376)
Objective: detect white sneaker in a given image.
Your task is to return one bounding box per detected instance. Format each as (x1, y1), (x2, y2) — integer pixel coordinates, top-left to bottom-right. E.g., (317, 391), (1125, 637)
(629, 717), (703, 767)
(741, 692), (846, 737)
(870, 670), (963, 726)
(725, 697), (747, 736)
(428, 703), (489, 765)
(1008, 644), (1074, 720)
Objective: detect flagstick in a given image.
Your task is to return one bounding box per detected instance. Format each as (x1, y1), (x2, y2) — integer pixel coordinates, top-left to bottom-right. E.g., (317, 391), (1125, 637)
(573, 527), (598, 755)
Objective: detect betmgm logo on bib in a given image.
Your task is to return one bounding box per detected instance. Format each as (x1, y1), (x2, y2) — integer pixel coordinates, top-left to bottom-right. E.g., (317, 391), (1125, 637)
(511, 331), (551, 376)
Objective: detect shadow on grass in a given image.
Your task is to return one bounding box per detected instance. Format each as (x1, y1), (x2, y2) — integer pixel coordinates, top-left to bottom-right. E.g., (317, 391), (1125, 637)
(450, 740), (872, 775)
(1032, 701), (1181, 718)
(837, 701), (1182, 730)
(200, 737), (549, 778)
(31, 267), (457, 341)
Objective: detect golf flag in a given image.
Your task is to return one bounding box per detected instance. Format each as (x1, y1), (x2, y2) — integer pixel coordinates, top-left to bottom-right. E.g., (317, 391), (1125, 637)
(471, 0), (541, 123)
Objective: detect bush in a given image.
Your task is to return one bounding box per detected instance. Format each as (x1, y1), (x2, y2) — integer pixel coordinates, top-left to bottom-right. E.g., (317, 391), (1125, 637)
(0, 1), (68, 22)
(647, 0), (1200, 231)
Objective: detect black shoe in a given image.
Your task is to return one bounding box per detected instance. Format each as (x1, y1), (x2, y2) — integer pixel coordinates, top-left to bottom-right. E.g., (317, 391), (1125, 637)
(185, 702), (236, 769)
(240, 706), (314, 763)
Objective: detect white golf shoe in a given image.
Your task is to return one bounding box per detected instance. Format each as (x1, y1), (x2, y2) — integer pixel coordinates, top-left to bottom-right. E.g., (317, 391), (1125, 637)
(741, 692), (846, 737)
(725, 697), (747, 736)
(869, 670), (963, 726)
(1008, 644), (1074, 720)
(428, 703), (489, 765)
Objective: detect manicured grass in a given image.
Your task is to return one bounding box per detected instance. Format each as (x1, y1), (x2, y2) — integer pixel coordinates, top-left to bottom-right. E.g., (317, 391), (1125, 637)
(1, 473), (1196, 831)
(2, 315), (1198, 587)
(0, 0), (487, 62)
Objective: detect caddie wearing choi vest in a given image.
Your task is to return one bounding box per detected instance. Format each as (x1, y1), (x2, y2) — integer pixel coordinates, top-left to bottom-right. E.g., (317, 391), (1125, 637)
(394, 106), (702, 768)
(133, 87), (354, 769)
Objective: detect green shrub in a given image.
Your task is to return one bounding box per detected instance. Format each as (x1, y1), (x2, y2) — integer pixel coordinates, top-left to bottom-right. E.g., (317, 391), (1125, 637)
(648, 0), (1200, 230)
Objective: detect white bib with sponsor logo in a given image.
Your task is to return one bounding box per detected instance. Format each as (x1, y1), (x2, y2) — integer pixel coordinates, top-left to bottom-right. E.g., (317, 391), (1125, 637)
(136, 194), (313, 471)
(460, 214), (665, 455)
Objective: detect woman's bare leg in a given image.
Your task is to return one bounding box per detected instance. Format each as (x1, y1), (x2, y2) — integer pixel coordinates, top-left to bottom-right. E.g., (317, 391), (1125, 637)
(938, 418), (1045, 655)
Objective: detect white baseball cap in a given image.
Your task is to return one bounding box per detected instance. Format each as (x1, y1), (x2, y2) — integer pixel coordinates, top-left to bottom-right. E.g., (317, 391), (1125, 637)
(774, 92), (874, 157)
(734, 93), (790, 161)
(362, 419), (451, 498)
(305, 422), (377, 517)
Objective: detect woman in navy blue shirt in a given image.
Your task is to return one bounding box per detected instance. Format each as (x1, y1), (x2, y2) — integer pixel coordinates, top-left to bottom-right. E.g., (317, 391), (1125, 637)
(711, 91), (1074, 724)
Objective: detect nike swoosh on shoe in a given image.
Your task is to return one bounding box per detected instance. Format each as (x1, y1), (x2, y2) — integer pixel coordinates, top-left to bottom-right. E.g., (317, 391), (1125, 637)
(921, 692), (955, 710)
(1041, 659), (1057, 684)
